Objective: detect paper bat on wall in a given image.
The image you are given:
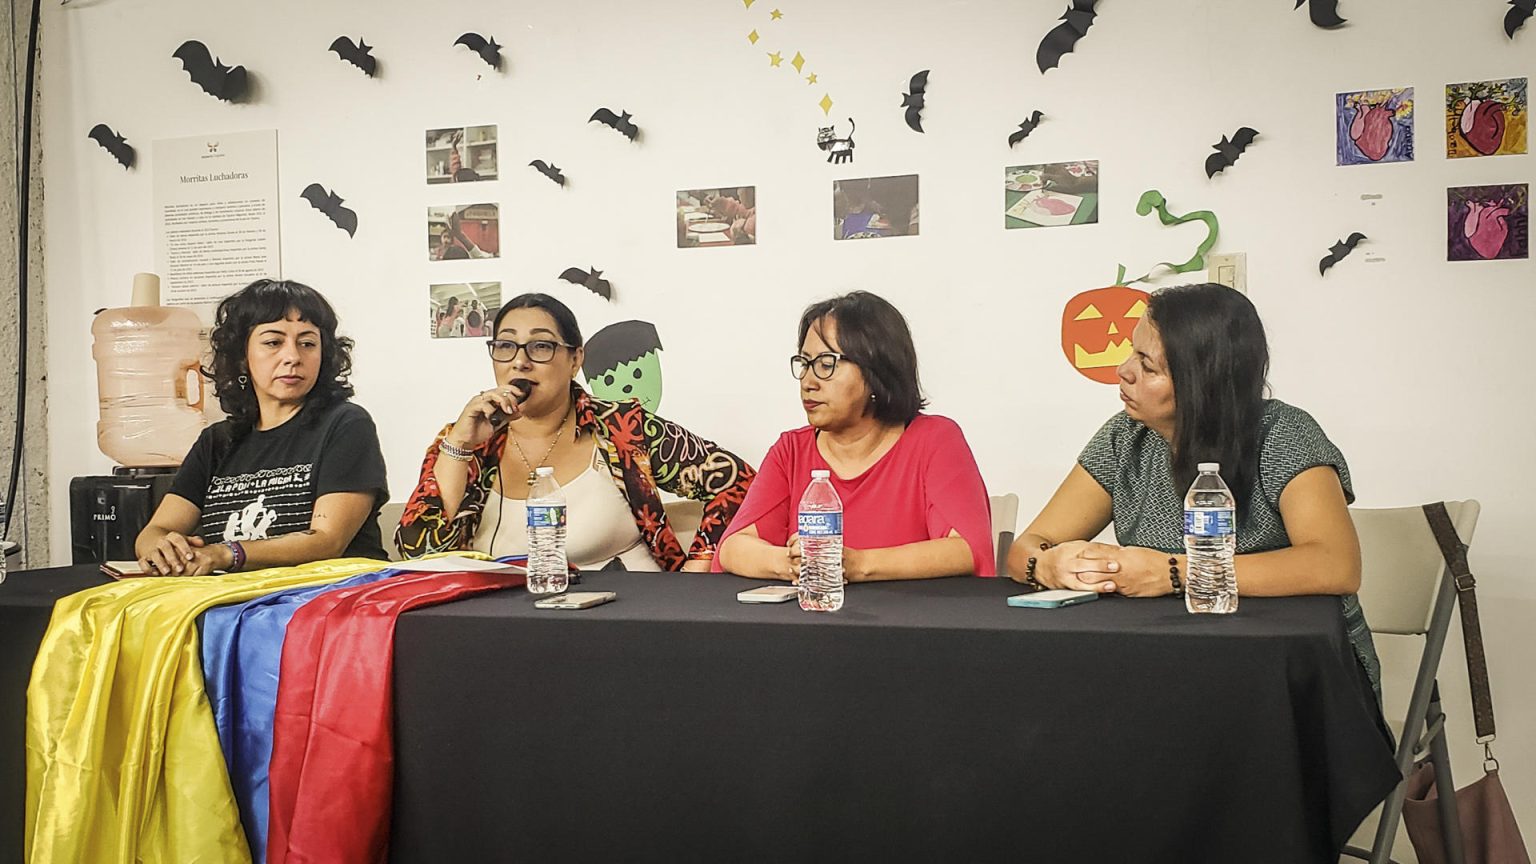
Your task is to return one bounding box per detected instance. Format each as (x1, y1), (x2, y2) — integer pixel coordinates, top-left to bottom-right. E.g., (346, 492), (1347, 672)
(529, 160), (565, 186)
(901, 70), (928, 133)
(559, 266), (613, 300)
(1507, 0), (1536, 38)
(300, 184), (358, 237)
(1205, 127), (1259, 177)
(454, 33), (502, 70)
(590, 108), (639, 142)
(172, 40), (249, 102)
(329, 36), (376, 77)
(1294, 0), (1346, 28)
(1036, 0), (1098, 74)
(1318, 232), (1366, 275)
(1008, 111), (1045, 147)
(87, 124), (134, 169)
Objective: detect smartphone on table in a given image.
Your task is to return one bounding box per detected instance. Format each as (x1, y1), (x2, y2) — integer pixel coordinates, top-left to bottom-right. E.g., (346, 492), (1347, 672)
(737, 585), (799, 604)
(1006, 589), (1099, 609)
(533, 591), (617, 610)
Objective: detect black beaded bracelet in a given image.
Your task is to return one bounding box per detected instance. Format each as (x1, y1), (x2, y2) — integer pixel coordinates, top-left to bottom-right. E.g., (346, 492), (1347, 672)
(1021, 542), (1052, 591)
(1168, 556), (1183, 598)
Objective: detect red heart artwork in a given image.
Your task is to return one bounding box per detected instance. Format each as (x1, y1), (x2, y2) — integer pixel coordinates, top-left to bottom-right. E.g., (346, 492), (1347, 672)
(1349, 102), (1395, 161)
(1463, 201), (1511, 259)
(1458, 99), (1507, 156)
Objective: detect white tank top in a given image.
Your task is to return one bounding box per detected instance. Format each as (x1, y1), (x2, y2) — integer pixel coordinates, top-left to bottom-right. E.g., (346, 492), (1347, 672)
(471, 446), (660, 571)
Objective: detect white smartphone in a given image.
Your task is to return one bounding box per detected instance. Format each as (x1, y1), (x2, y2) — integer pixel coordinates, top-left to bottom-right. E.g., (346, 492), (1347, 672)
(1007, 589), (1100, 609)
(737, 585), (799, 604)
(533, 591), (617, 610)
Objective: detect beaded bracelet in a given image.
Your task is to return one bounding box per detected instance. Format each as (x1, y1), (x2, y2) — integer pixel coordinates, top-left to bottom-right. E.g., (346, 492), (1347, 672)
(1167, 556), (1183, 598)
(223, 540), (247, 572)
(1020, 541), (1052, 591)
(438, 439), (475, 462)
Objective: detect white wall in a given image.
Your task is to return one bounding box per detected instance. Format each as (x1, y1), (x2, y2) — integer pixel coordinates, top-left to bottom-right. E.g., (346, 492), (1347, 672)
(39, 0), (1535, 846)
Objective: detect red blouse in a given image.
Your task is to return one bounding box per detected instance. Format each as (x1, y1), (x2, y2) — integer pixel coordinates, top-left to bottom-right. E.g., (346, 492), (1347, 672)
(717, 414), (995, 576)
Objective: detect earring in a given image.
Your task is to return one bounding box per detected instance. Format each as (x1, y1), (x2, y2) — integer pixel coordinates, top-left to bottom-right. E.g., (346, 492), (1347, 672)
(237, 374), (249, 388)
(870, 393), (877, 401)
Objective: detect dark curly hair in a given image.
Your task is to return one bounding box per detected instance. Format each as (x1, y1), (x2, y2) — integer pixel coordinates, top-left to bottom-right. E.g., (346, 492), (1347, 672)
(206, 279), (355, 449)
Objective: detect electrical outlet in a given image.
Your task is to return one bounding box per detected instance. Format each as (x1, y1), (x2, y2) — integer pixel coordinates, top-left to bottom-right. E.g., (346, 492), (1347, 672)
(1207, 252), (1247, 294)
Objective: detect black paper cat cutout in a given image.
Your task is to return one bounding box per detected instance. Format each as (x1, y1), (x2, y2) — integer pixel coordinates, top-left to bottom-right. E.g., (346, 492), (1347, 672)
(817, 118), (855, 164)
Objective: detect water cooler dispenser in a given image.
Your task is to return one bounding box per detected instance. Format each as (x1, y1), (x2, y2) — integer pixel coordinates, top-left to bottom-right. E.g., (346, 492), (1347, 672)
(68, 273), (208, 563)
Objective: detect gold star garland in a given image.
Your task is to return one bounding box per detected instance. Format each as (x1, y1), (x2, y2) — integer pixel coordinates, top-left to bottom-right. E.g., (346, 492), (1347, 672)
(740, 2), (832, 114)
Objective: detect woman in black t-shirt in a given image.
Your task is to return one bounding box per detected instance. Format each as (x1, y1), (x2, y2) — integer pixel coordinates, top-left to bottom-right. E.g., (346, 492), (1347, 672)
(135, 279), (389, 576)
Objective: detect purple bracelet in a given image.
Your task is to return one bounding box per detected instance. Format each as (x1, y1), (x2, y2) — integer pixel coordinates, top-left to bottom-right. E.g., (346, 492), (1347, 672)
(223, 540), (246, 572)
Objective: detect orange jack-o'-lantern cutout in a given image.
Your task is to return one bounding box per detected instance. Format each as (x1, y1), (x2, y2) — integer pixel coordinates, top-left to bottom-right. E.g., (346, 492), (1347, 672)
(1061, 285), (1150, 384)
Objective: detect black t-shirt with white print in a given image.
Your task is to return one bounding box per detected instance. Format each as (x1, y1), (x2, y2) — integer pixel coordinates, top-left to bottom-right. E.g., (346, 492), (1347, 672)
(169, 400), (389, 560)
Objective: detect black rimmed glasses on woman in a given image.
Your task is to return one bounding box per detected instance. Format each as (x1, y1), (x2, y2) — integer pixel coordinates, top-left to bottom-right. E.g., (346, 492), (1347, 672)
(791, 352), (851, 380)
(486, 338), (574, 363)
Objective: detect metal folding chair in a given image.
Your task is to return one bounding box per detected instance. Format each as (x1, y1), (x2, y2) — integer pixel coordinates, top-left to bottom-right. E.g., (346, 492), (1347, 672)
(1342, 500), (1481, 864)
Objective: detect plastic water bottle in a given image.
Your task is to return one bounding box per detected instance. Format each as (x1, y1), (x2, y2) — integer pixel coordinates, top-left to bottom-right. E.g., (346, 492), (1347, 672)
(797, 469), (844, 612)
(526, 467), (568, 594)
(1184, 462), (1237, 614)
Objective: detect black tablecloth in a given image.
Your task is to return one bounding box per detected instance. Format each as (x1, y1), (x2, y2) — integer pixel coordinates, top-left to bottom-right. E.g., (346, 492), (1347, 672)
(1, 566), (1397, 864)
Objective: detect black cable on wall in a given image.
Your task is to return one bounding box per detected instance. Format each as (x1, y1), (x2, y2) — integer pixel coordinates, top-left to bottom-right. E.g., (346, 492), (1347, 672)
(3, 0), (41, 542)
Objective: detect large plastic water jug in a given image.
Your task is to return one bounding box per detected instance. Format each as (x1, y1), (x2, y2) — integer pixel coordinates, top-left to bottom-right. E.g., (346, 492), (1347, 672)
(92, 273), (207, 467)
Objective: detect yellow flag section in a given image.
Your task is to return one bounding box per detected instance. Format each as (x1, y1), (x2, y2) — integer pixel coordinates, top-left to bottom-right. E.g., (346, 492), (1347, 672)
(24, 558), (392, 864)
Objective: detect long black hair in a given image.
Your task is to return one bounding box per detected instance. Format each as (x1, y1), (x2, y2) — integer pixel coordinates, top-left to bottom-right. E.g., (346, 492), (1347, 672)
(798, 290), (927, 425)
(1146, 283), (1269, 508)
(206, 278), (355, 449)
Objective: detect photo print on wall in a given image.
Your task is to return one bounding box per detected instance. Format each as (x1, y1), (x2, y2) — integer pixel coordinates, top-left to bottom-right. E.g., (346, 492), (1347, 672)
(1005, 161), (1098, 229)
(427, 204), (500, 261)
(426, 125), (497, 184)
(678, 187), (757, 248)
(833, 174), (918, 240)
(430, 282), (501, 339)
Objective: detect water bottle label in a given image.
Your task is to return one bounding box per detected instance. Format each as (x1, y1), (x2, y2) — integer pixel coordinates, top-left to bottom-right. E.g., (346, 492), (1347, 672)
(798, 511), (843, 537)
(1184, 508), (1234, 537)
(527, 505), (567, 529)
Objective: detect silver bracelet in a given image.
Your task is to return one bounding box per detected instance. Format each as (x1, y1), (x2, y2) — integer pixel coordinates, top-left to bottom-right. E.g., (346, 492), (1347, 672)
(438, 439), (475, 462)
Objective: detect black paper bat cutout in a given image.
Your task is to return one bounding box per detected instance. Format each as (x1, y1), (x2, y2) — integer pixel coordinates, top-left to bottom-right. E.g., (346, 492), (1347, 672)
(1507, 0), (1536, 37)
(454, 33), (502, 70)
(1036, 0), (1098, 74)
(300, 184), (358, 238)
(329, 36), (376, 77)
(590, 108), (639, 142)
(529, 160), (565, 186)
(901, 70), (929, 133)
(1204, 127), (1260, 178)
(172, 40), (249, 102)
(1008, 111), (1045, 147)
(87, 123), (134, 169)
(559, 267), (613, 300)
(1294, 0), (1346, 28)
(1318, 232), (1366, 275)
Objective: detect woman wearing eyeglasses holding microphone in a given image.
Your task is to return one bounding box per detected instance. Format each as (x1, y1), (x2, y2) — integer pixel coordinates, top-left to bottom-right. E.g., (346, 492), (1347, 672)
(396, 293), (755, 570)
(716, 291), (994, 581)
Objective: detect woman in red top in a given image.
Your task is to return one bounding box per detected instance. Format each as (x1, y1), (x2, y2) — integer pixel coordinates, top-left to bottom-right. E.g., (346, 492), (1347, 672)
(717, 291), (994, 580)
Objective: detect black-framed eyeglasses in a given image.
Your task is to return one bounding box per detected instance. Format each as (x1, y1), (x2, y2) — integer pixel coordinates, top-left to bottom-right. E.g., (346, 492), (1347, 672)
(791, 352), (851, 380)
(485, 338), (574, 363)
